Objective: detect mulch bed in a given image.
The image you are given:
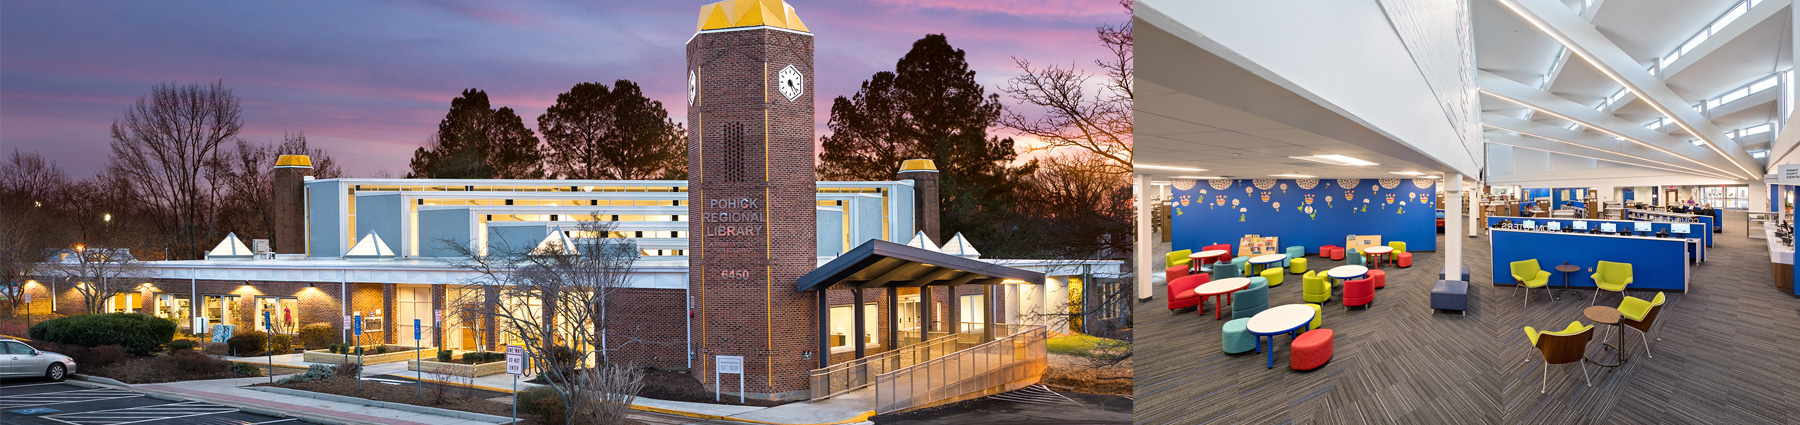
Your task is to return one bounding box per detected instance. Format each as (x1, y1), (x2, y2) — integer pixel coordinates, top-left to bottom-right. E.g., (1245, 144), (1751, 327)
(636, 368), (792, 407)
(262, 377), (653, 425)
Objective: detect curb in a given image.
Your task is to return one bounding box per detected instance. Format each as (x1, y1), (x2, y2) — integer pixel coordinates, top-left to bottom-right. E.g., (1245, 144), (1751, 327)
(394, 375), (872, 425)
(70, 374), (130, 387)
(250, 386), (515, 424)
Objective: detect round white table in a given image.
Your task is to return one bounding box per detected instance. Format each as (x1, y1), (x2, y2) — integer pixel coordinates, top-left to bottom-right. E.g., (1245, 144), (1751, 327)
(1191, 250), (1229, 273)
(1361, 246), (1393, 269)
(1193, 277), (1252, 319)
(1247, 304), (1317, 369)
(1328, 265), (1369, 287)
(1249, 254), (1287, 275)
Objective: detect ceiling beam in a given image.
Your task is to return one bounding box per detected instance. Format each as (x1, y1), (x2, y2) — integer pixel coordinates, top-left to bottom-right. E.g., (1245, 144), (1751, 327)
(1484, 131), (1738, 179)
(1481, 114), (1740, 179)
(858, 262), (922, 289)
(1607, 0), (1788, 113)
(1493, 0), (1761, 179)
(1527, 0), (1607, 120)
(898, 267), (961, 288)
(1481, 71), (1745, 177)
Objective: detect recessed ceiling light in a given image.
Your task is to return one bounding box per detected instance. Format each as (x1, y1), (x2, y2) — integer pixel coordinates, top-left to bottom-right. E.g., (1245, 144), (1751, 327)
(1151, 181), (1171, 185)
(1135, 164), (1206, 172)
(1174, 175), (1222, 179)
(1271, 174), (1316, 178)
(1291, 155), (1377, 166)
(1390, 171), (1425, 176)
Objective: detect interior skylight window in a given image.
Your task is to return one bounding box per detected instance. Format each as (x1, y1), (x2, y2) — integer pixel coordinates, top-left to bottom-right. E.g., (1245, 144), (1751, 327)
(1681, 32), (1708, 55)
(1750, 76), (1778, 93)
(1719, 87), (1750, 105)
(1744, 123), (1772, 135)
(1752, 151), (1768, 158)
(1662, 52), (1680, 68)
(1712, 3), (1748, 34)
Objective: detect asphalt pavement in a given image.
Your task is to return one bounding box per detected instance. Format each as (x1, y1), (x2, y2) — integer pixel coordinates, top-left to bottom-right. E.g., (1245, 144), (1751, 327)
(1, 379), (299, 425)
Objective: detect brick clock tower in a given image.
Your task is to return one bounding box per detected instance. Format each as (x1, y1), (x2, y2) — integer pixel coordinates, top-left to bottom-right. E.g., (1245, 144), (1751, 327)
(686, 0), (817, 400)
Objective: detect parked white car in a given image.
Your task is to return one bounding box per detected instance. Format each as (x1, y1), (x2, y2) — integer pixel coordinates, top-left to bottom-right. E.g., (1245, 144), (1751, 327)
(0, 338), (76, 380)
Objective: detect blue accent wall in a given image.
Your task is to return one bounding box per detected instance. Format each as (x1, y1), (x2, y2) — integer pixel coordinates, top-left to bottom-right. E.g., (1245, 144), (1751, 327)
(1486, 216), (1708, 260)
(1169, 178), (1437, 254)
(1490, 229), (1688, 292)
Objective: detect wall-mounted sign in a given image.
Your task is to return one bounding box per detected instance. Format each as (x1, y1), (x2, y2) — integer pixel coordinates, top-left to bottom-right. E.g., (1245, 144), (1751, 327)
(1779, 164), (1800, 185)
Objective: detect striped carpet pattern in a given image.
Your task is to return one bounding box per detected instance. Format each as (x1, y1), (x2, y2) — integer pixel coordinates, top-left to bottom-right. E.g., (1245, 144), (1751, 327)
(1133, 212), (1800, 424)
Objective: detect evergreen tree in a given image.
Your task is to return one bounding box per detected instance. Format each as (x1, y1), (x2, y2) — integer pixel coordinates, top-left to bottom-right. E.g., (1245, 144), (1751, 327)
(408, 89), (543, 179)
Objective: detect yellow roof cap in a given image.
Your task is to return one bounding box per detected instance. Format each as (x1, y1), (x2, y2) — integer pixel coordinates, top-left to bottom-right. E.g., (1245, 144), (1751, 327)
(900, 159), (938, 172)
(274, 155), (313, 168)
(696, 0), (809, 34)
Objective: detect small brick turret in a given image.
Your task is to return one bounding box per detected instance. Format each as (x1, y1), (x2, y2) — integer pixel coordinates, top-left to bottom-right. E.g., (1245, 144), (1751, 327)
(272, 155), (313, 255)
(898, 159), (940, 246)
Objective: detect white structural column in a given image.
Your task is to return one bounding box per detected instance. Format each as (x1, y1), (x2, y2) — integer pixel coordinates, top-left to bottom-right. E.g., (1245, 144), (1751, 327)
(1751, 179), (1771, 212)
(1135, 173), (1154, 301)
(1494, 0), (1761, 180)
(1444, 175), (1463, 281)
(1469, 180), (1481, 238)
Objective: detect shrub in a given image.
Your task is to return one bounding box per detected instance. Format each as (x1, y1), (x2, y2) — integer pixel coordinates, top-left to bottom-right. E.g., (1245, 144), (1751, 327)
(278, 364), (338, 384)
(375, 345), (388, 355)
(333, 362), (361, 377)
(296, 323), (335, 350)
(268, 334), (293, 353)
(464, 351), (503, 363)
(227, 331), (268, 356)
(82, 345), (127, 368)
(438, 350), (453, 362)
(167, 340), (198, 351)
(229, 362), (262, 376)
(518, 386), (567, 424)
(28, 313), (176, 355)
(202, 342), (230, 356)
(166, 349), (229, 375)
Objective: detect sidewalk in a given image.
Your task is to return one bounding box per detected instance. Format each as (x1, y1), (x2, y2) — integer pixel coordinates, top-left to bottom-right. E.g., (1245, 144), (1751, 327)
(136, 376), (502, 425)
(221, 352), (877, 425)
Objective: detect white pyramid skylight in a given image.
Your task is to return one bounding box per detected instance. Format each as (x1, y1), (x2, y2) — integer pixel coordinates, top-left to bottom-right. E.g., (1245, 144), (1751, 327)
(206, 232), (253, 259)
(940, 232), (981, 259)
(345, 232), (396, 258)
(532, 228), (580, 256)
(904, 231), (944, 253)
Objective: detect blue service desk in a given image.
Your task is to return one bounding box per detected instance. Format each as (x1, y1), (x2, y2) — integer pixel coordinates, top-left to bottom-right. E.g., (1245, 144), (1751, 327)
(1489, 228), (1690, 292)
(1621, 209), (1714, 247)
(1486, 216), (1706, 262)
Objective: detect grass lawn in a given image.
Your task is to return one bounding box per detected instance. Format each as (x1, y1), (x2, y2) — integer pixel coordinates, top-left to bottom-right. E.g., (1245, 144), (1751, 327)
(1047, 334), (1122, 358)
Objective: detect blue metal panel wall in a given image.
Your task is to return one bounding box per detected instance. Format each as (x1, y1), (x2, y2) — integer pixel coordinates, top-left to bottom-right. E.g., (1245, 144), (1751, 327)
(305, 180), (344, 258)
(1489, 229), (1687, 291)
(353, 193), (404, 253)
(417, 208), (472, 257)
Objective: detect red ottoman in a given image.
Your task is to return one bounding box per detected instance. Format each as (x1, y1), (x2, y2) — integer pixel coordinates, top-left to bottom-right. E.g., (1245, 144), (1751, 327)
(1396, 252), (1413, 268)
(1367, 269), (1386, 289)
(1291, 329), (1334, 371)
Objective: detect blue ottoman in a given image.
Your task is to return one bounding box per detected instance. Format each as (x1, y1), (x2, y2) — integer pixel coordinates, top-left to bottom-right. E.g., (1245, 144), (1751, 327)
(1222, 318), (1256, 354)
(1439, 266), (1470, 282)
(1430, 280), (1468, 315)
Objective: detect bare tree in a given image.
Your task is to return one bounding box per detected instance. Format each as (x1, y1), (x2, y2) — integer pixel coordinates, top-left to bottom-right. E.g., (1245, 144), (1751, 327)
(0, 150), (72, 316)
(218, 132), (343, 241)
(575, 363), (645, 424)
(107, 81), (242, 260)
(47, 246), (149, 315)
(441, 219), (658, 424)
(1000, 0), (1133, 175)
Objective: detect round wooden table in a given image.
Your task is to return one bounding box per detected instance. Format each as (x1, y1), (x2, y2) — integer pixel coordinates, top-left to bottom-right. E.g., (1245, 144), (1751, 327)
(1583, 306), (1626, 367)
(1361, 246), (1393, 269)
(1554, 264), (1582, 300)
(1194, 277), (1252, 319)
(1192, 250), (1229, 273)
(1247, 304), (1316, 369)
(1249, 254), (1287, 275)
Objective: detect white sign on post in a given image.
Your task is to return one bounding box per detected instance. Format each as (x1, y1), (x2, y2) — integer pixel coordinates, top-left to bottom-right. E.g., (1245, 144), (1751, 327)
(194, 316), (208, 333)
(434, 309), (443, 325)
(21, 293), (28, 304)
(506, 345), (526, 375)
(715, 355), (745, 403)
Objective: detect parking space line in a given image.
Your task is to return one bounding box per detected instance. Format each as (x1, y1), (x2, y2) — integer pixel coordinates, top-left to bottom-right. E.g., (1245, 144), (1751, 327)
(38, 401), (241, 425)
(0, 382), (67, 389)
(0, 388), (143, 409)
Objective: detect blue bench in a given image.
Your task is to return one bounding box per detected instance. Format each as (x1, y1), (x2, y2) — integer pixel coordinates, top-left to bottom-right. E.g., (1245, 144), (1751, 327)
(1431, 280), (1467, 315)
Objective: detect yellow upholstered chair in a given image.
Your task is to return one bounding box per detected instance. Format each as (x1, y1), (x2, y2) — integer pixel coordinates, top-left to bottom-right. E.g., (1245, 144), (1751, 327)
(1511, 259), (1550, 308)
(1591, 261), (1633, 305)
(1387, 241), (1407, 265)
(1523, 321), (1594, 393)
(1166, 249), (1192, 269)
(1617, 292), (1665, 358)
(1302, 271), (1331, 304)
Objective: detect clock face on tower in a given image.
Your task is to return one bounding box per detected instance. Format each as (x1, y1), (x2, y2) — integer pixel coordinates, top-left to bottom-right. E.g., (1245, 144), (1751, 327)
(688, 70), (697, 106)
(777, 64), (803, 101)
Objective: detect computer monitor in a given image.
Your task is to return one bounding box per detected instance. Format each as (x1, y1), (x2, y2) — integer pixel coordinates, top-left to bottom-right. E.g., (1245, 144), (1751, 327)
(1671, 223), (1691, 234)
(1573, 221), (1589, 230)
(1547, 222), (1562, 231)
(1523, 220), (1536, 229)
(1600, 223), (1617, 233)
(1633, 222), (1652, 232)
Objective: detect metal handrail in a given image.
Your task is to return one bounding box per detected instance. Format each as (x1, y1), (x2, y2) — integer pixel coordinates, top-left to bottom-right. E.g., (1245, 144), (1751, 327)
(872, 325), (1048, 413)
(807, 332), (960, 400)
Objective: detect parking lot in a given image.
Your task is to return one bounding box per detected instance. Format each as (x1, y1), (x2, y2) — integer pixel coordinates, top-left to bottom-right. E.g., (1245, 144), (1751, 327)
(1, 380), (298, 425)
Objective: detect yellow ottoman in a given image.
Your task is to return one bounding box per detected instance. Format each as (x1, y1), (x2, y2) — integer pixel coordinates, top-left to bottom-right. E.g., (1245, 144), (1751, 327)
(1261, 267), (1284, 287)
(1307, 303), (1323, 329)
(1289, 257), (1308, 274)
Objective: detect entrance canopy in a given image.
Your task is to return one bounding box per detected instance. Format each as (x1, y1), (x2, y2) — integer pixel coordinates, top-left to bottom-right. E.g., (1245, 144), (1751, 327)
(796, 239), (1044, 291)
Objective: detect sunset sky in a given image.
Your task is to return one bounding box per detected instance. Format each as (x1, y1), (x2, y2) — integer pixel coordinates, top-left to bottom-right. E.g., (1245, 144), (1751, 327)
(0, 0), (1125, 176)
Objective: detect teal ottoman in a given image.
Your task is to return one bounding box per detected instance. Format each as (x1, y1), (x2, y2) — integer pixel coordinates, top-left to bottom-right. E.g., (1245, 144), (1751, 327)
(1222, 318), (1256, 354)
